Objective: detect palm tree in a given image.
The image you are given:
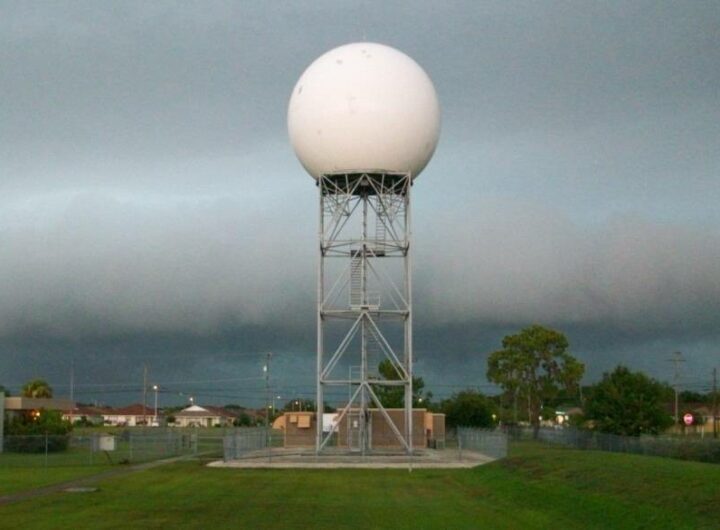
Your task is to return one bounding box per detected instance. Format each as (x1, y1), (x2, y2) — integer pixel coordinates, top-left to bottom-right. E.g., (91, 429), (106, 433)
(21, 378), (53, 398)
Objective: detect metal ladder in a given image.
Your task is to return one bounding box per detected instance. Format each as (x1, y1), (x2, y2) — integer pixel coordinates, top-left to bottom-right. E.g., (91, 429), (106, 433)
(350, 254), (363, 307)
(375, 213), (386, 249)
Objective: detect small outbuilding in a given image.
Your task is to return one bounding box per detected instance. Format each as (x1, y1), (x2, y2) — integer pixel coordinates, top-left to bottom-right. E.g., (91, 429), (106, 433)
(278, 409), (445, 451)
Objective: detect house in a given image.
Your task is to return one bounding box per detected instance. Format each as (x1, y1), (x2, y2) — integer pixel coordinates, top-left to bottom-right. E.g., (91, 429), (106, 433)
(62, 404), (110, 425)
(2, 396), (74, 422)
(173, 405), (237, 428)
(554, 406), (583, 426)
(102, 404), (157, 426)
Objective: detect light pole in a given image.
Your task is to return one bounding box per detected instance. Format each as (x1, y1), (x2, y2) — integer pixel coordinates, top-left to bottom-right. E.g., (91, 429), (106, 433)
(152, 385), (159, 426)
(274, 395), (281, 416)
(264, 353), (272, 462)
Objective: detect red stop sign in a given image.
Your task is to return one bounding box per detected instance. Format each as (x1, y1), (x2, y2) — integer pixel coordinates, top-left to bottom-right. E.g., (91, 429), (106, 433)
(683, 413), (693, 426)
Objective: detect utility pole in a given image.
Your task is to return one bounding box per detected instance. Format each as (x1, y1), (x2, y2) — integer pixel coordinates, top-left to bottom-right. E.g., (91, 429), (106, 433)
(713, 367), (718, 439)
(667, 352), (685, 426)
(264, 352), (272, 461)
(69, 357), (75, 406)
(153, 384), (159, 426)
(142, 364), (148, 426)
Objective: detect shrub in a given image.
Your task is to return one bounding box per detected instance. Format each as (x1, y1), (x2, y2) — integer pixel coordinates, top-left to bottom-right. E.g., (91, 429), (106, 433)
(4, 409), (72, 453)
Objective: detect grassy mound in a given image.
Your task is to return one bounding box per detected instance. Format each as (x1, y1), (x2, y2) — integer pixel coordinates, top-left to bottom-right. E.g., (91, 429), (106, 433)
(2, 442), (718, 529)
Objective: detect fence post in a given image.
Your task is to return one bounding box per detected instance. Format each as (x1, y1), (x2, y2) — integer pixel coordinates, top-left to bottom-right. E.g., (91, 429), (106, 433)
(44, 433), (49, 468)
(129, 432), (133, 463)
(458, 429), (463, 461)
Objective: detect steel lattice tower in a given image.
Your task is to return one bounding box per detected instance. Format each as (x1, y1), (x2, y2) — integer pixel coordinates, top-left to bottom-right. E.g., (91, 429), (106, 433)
(316, 171), (414, 454)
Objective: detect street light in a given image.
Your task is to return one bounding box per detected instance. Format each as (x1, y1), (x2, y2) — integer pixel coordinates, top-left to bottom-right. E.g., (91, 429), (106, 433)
(152, 385), (159, 426)
(273, 395), (281, 416)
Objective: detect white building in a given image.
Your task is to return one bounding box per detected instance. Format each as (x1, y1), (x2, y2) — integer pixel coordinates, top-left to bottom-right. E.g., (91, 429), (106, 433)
(173, 405), (237, 427)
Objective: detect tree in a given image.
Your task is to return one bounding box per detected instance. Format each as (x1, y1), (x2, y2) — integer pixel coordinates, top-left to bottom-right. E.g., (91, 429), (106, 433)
(372, 359), (432, 409)
(487, 325), (584, 434)
(282, 399), (316, 412)
(21, 379), (53, 398)
(233, 412), (253, 427)
(679, 390), (710, 404)
(584, 365), (673, 436)
(0, 384), (9, 397)
(441, 390), (496, 428)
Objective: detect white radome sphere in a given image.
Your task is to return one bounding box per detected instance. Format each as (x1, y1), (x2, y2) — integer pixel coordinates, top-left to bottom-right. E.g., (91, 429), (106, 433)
(288, 42), (440, 179)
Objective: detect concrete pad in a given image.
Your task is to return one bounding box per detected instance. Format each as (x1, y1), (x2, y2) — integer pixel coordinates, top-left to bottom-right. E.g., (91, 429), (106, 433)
(207, 448), (496, 469)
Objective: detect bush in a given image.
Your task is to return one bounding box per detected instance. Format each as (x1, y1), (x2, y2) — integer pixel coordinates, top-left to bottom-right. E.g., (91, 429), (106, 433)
(4, 434), (70, 453)
(74, 416), (95, 427)
(441, 390), (496, 429)
(4, 409), (72, 453)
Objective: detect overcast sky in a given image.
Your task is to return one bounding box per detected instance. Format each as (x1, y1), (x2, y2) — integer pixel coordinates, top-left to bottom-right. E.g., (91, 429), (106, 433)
(1, 1), (718, 406)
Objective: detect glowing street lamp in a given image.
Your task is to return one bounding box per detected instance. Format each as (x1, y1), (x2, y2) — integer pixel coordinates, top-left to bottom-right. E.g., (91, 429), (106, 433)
(152, 385), (159, 426)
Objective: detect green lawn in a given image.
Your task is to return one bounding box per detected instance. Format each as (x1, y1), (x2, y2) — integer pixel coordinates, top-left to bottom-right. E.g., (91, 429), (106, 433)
(1, 443), (719, 529)
(0, 466), (111, 496)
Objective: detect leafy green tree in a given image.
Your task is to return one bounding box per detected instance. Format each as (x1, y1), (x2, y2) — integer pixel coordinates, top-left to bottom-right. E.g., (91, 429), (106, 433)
(487, 325), (584, 434)
(0, 384), (9, 397)
(21, 378), (53, 398)
(679, 390), (710, 404)
(584, 365), (673, 436)
(372, 360), (432, 409)
(441, 390), (496, 428)
(233, 412), (253, 427)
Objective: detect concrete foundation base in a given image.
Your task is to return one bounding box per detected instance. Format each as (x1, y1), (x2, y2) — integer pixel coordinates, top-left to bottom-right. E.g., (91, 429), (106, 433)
(208, 448), (495, 469)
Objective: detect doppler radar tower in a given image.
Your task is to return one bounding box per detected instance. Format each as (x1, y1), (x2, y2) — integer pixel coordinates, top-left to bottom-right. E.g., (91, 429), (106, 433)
(288, 42), (440, 454)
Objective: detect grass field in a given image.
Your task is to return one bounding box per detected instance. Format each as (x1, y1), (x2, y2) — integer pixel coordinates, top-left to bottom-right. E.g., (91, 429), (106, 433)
(1, 442), (719, 529)
(0, 465), (112, 496)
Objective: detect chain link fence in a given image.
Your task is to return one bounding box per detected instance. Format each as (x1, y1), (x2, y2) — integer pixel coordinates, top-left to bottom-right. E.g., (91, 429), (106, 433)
(0, 428), (227, 468)
(456, 428), (508, 460)
(223, 427), (270, 460)
(222, 426), (508, 464)
(507, 426), (720, 464)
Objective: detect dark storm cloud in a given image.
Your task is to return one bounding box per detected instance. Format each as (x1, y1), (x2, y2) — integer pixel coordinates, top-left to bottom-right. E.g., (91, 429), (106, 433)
(0, 191), (314, 338)
(0, 1), (719, 394)
(416, 201), (720, 335)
